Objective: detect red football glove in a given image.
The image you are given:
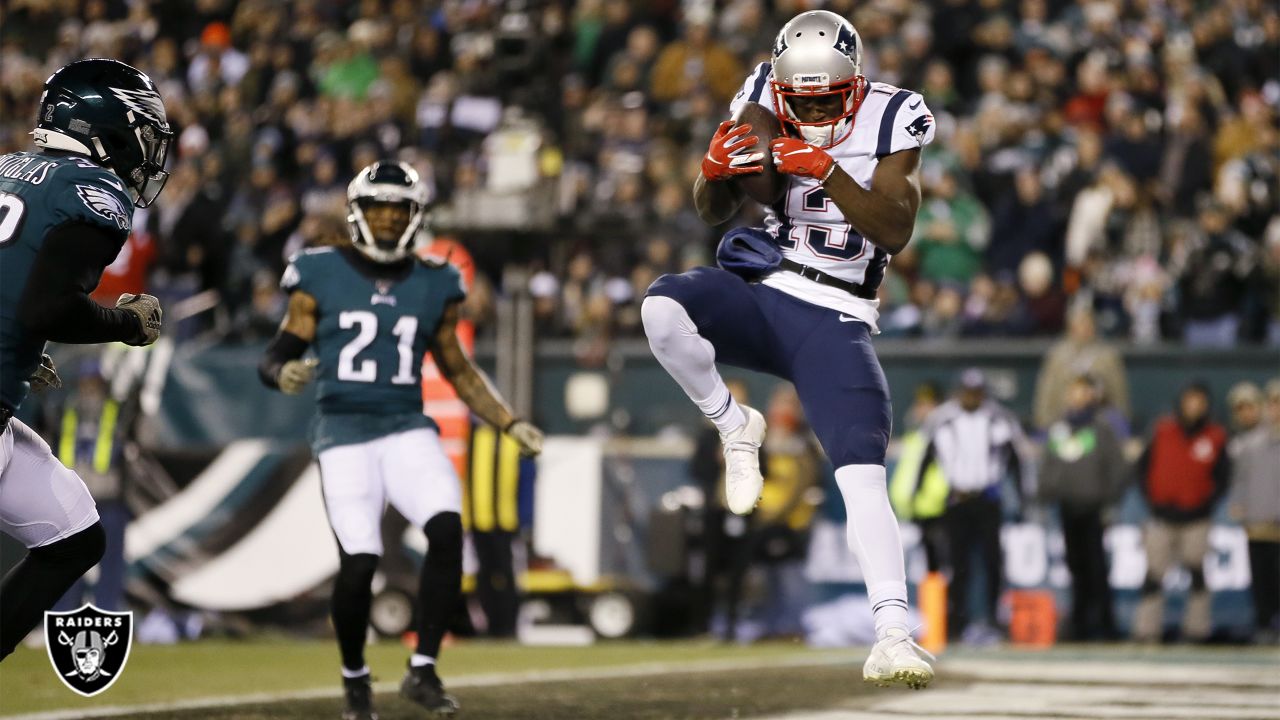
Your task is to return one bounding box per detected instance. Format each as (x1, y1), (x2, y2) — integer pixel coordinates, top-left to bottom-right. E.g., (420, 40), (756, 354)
(770, 137), (836, 181)
(701, 120), (764, 181)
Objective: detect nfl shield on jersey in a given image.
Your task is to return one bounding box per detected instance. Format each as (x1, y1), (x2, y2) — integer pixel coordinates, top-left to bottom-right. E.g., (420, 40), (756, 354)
(282, 247), (466, 452)
(0, 152), (133, 410)
(729, 63), (935, 331)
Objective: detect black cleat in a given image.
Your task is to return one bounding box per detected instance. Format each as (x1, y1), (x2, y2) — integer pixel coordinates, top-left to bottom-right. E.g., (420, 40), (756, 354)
(400, 664), (459, 716)
(342, 674), (379, 720)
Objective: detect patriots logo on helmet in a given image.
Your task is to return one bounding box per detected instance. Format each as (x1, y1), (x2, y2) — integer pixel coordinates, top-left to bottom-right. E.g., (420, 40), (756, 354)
(109, 87), (168, 127)
(905, 113), (933, 142)
(76, 184), (132, 231)
(773, 31), (789, 58)
(835, 24), (859, 59)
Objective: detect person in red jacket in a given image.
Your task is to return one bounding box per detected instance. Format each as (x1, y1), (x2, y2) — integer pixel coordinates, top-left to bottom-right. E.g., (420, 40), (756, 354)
(1132, 382), (1230, 642)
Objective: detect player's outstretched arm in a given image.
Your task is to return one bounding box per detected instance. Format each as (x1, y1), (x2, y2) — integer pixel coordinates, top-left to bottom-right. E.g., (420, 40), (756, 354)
(431, 302), (543, 455)
(17, 223), (154, 345)
(259, 291), (318, 394)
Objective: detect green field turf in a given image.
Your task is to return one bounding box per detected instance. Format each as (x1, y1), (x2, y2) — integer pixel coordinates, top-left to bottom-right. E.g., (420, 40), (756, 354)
(0, 637), (849, 717)
(2, 639), (1276, 720)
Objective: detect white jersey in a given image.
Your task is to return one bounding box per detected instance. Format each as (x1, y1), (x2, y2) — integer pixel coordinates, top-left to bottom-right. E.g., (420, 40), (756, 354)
(729, 62), (936, 331)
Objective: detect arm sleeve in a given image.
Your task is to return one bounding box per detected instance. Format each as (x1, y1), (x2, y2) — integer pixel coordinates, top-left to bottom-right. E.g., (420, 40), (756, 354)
(17, 222), (141, 344)
(875, 90), (935, 158)
(728, 62), (775, 117)
(258, 331), (309, 389)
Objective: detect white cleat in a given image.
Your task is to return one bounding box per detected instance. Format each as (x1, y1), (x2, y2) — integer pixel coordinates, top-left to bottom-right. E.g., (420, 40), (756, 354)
(863, 629), (935, 690)
(721, 405), (766, 515)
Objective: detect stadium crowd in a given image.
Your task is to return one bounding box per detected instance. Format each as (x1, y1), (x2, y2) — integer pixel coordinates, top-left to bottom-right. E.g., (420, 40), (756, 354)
(2, 0), (1278, 346)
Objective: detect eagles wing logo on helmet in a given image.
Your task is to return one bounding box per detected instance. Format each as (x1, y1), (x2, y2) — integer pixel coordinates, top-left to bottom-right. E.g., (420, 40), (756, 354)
(109, 87), (167, 126)
(76, 184), (132, 231)
(44, 604), (134, 697)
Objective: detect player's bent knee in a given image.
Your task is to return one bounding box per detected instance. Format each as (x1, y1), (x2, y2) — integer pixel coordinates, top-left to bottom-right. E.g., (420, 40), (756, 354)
(640, 295), (687, 347)
(423, 512), (463, 557)
(336, 552), (380, 590)
(30, 521), (106, 572)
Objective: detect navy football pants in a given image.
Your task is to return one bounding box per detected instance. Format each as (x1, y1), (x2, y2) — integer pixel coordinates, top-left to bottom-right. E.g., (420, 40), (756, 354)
(647, 267), (892, 467)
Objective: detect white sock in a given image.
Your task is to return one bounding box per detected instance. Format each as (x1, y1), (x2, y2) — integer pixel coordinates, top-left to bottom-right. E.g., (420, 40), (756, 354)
(641, 296), (745, 434)
(341, 665), (370, 679)
(409, 654), (435, 668)
(835, 464), (910, 641)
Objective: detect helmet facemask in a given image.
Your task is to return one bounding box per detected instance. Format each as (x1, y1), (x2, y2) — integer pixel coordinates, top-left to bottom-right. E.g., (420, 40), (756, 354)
(345, 160), (433, 263)
(348, 198), (425, 263)
(772, 76), (866, 148)
(127, 117), (172, 207)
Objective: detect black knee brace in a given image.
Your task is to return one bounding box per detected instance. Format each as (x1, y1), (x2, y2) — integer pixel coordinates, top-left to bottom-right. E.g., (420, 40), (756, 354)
(32, 521), (107, 570)
(424, 512), (463, 558)
(335, 552), (379, 594)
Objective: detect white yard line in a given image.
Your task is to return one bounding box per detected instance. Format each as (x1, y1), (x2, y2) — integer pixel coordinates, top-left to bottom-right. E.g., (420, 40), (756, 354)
(752, 658), (1280, 720)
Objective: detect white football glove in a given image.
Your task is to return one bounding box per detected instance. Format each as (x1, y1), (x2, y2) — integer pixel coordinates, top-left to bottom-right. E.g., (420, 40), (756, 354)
(507, 419), (544, 456)
(278, 358), (318, 395)
(29, 354), (62, 393)
(116, 293), (163, 346)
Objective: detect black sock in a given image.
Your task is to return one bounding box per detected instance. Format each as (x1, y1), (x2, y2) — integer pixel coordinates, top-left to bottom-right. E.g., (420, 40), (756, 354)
(417, 512), (462, 659)
(332, 551), (379, 672)
(0, 522), (106, 661)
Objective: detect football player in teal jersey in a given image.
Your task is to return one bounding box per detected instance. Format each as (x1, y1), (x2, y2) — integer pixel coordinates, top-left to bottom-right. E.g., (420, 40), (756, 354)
(260, 161), (543, 719)
(0, 59), (168, 662)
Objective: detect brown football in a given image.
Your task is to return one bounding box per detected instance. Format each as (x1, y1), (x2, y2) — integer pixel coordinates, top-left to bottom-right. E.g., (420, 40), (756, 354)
(730, 101), (787, 206)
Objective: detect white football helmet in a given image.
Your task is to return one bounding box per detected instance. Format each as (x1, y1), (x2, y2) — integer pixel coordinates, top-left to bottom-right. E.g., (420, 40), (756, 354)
(346, 160), (432, 263)
(770, 10), (867, 148)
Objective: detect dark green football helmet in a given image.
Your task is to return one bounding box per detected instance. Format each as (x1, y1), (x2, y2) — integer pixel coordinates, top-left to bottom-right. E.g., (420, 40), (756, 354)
(33, 58), (173, 207)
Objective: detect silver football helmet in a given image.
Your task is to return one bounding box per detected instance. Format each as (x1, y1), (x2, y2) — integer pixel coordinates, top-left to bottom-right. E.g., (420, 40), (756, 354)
(346, 160), (432, 263)
(770, 10), (867, 148)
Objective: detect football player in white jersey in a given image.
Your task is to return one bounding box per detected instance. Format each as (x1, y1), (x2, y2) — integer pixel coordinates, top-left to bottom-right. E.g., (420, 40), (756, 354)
(642, 10), (935, 688)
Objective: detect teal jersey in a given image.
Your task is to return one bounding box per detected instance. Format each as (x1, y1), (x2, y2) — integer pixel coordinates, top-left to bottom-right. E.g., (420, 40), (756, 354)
(0, 152), (133, 410)
(283, 246), (466, 452)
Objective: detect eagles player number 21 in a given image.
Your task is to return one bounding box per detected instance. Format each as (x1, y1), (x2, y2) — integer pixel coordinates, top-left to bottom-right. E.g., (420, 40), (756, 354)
(260, 160), (543, 720)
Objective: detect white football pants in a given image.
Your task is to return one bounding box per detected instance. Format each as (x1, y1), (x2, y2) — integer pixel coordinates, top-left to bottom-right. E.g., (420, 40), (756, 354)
(317, 427), (462, 556)
(0, 418), (99, 548)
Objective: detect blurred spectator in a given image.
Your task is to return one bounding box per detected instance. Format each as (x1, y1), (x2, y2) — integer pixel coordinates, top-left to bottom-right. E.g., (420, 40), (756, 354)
(890, 381), (948, 573)
(1227, 382), (1264, 453)
(2, 0), (1275, 347)
(1176, 200), (1259, 347)
(649, 7), (742, 106)
(1228, 380), (1280, 644)
(1033, 305), (1130, 431)
(987, 167), (1058, 276)
(44, 360), (130, 613)
(913, 168), (990, 285)
(91, 208), (158, 307)
(1133, 382), (1231, 643)
(1038, 373), (1128, 640)
(753, 385), (822, 638)
(916, 369), (1027, 644)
